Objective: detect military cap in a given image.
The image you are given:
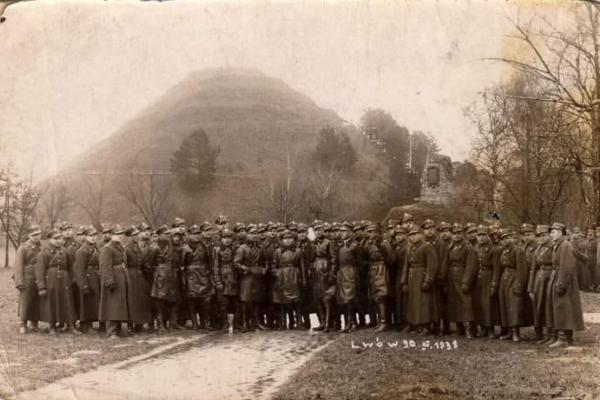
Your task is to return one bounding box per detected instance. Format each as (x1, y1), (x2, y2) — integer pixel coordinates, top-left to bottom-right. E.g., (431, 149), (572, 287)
(422, 219), (436, 229)
(387, 219), (400, 230)
(352, 224), (363, 232)
(125, 226), (140, 237)
(102, 224), (114, 234)
(172, 217), (186, 228)
(297, 223), (308, 232)
(476, 225), (489, 235)
(339, 221), (353, 231)
(281, 230), (294, 239)
(550, 222), (566, 233)
(221, 229), (234, 238)
(452, 223), (464, 234)
(520, 223), (535, 234)
(188, 224), (201, 234)
(402, 213), (414, 223)
(156, 225), (171, 235)
(313, 220), (324, 230)
(266, 221), (277, 231)
(46, 229), (62, 239)
(365, 223), (379, 232)
(288, 222), (298, 232)
(572, 226), (581, 234)
(331, 222), (341, 232)
(27, 224), (42, 236)
(214, 214), (229, 225)
(408, 227), (420, 236)
(535, 225), (550, 236)
(257, 223), (267, 233)
(233, 223), (246, 233)
(361, 221), (370, 229)
(113, 225), (125, 235)
(137, 222), (152, 232)
(499, 229), (512, 240)
(438, 222), (451, 232)
(277, 223), (287, 233)
(247, 224), (258, 234)
(83, 227), (97, 236)
(465, 223), (477, 234)
(59, 221), (74, 231)
(200, 221), (213, 232)
(76, 226), (86, 235)
(489, 227), (500, 238)
(394, 226), (408, 235)
(323, 222), (332, 232)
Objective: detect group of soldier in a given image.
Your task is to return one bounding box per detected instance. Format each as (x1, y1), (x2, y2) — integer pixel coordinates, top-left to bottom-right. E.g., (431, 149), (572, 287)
(13, 212), (590, 347)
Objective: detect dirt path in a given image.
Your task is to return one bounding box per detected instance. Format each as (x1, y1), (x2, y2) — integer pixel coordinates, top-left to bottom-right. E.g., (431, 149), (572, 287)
(16, 330), (334, 400)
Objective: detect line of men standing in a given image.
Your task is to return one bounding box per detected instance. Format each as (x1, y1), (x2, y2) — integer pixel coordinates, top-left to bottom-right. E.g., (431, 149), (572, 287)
(13, 214), (589, 346)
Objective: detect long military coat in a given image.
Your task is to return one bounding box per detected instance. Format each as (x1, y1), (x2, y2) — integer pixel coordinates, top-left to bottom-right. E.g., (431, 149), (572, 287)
(14, 240), (42, 321)
(184, 239), (215, 298)
(549, 237), (585, 331)
(311, 237), (337, 301)
(99, 242), (129, 322)
(213, 244), (239, 296)
(36, 245), (76, 324)
(125, 242), (153, 324)
(446, 240), (477, 322)
(363, 238), (389, 300)
(401, 240), (438, 325)
(73, 242), (101, 322)
(272, 245), (303, 304)
(528, 239), (553, 329)
(149, 241), (181, 302)
(235, 241), (266, 303)
(496, 243), (529, 327)
(336, 239), (361, 305)
(473, 242), (500, 327)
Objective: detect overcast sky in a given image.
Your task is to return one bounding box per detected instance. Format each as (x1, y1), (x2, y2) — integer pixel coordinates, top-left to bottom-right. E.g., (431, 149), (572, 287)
(0, 0), (575, 180)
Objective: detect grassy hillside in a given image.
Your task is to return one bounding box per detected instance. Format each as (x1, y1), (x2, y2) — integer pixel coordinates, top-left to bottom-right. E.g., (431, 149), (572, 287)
(54, 68), (389, 224)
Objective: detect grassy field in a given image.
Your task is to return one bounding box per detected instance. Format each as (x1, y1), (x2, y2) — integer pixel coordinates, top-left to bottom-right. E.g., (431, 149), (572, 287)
(0, 267), (196, 398)
(275, 292), (600, 400)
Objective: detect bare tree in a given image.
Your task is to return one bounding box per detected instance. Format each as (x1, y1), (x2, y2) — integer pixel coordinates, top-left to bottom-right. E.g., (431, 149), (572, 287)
(40, 179), (73, 229)
(486, 4), (600, 224)
(120, 173), (173, 228)
(74, 172), (109, 231)
(303, 165), (343, 221)
(263, 152), (301, 223)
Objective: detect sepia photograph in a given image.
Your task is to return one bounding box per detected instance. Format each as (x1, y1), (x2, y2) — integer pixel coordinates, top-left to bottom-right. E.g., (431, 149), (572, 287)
(0, 0), (599, 399)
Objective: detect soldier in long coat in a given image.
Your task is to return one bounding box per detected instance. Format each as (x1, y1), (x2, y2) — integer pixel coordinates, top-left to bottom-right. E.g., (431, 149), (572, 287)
(271, 230), (305, 330)
(36, 229), (80, 335)
(148, 226), (182, 333)
(183, 223), (216, 331)
(124, 226), (153, 333)
(98, 226), (129, 339)
(392, 227), (409, 332)
(363, 224), (391, 332)
(520, 224), (537, 329)
(585, 228), (599, 291)
(310, 221), (337, 332)
(473, 226), (501, 338)
(213, 229), (239, 333)
(297, 223), (315, 330)
(495, 229), (529, 342)
(352, 222), (369, 328)
(14, 225), (43, 334)
(235, 224), (268, 332)
(73, 227), (101, 333)
(445, 224), (477, 339)
(570, 227), (590, 291)
(547, 223), (585, 347)
(401, 228), (438, 335)
(335, 222), (361, 333)
(528, 225), (555, 344)
(170, 226), (188, 330)
(423, 219), (449, 336)
(60, 222), (80, 329)
(381, 221), (399, 328)
(262, 223), (279, 329)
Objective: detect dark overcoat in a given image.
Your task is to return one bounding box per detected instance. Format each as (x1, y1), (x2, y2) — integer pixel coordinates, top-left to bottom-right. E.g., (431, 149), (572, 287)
(73, 242), (101, 322)
(99, 242), (129, 322)
(36, 245), (76, 324)
(14, 240), (42, 321)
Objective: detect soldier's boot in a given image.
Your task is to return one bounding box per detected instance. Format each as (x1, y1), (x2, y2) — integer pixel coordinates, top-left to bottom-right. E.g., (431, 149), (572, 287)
(478, 326), (488, 338)
(511, 326), (522, 343)
(19, 321), (26, 335)
(565, 329), (574, 346)
(127, 322), (135, 336)
(347, 305), (358, 333)
(292, 306), (302, 330)
(499, 327), (511, 340)
(156, 312), (166, 335)
(548, 330), (569, 348)
(98, 322), (107, 334)
(455, 322), (465, 336)
(420, 324), (431, 336)
(67, 323), (83, 335)
(534, 327), (544, 341)
(367, 309), (378, 328)
(487, 327), (498, 339)
(323, 303), (332, 333)
(200, 301), (213, 331)
(465, 322), (475, 339)
(169, 305), (187, 330)
(442, 320), (451, 335)
(30, 321), (45, 333)
(301, 311), (311, 330)
(227, 313), (235, 334)
(545, 330), (558, 346)
(240, 304), (248, 333)
(374, 302), (389, 333)
(358, 313), (367, 329)
(537, 328), (552, 344)
(313, 303), (325, 331)
(220, 305), (229, 332)
(340, 310), (351, 334)
(253, 307), (268, 331)
(49, 324), (58, 335)
(278, 307), (287, 331)
(190, 303), (199, 331)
